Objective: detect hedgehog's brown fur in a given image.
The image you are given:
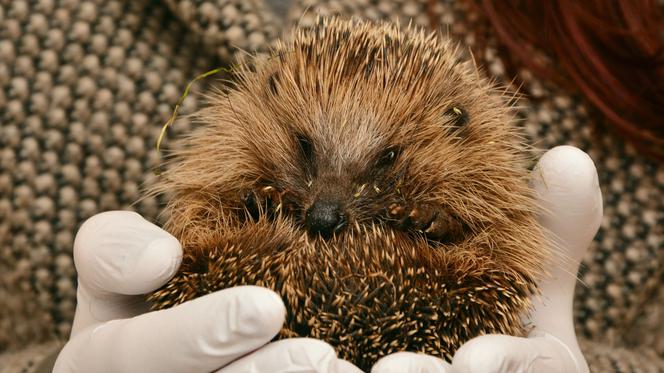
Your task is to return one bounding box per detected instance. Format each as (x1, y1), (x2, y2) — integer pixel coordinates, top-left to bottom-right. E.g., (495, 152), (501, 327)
(149, 17), (548, 371)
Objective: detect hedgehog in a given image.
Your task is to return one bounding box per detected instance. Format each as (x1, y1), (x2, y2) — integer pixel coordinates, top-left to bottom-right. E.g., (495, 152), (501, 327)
(148, 17), (548, 371)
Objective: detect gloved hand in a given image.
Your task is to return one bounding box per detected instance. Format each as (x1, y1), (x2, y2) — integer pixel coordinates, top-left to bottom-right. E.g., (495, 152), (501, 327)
(371, 145), (602, 373)
(53, 211), (362, 373)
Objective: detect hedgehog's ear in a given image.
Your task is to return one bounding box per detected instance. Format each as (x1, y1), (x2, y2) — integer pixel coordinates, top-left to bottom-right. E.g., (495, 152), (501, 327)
(443, 106), (469, 134)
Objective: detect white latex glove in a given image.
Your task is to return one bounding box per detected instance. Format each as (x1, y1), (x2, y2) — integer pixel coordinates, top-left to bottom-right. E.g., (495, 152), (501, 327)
(372, 145), (602, 373)
(53, 211), (361, 373)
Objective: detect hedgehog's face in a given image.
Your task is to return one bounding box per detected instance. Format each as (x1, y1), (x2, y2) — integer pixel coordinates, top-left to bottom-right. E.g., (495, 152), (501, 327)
(238, 100), (472, 242)
(160, 18), (539, 272)
(177, 20), (531, 244)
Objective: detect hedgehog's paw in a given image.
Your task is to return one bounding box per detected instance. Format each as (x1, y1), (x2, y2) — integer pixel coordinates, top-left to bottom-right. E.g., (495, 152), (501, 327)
(243, 186), (294, 220)
(387, 202), (464, 243)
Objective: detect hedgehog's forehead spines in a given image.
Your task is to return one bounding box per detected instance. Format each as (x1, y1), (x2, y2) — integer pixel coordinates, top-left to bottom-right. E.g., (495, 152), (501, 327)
(270, 18), (476, 112)
(292, 17), (465, 84)
(237, 19), (479, 109)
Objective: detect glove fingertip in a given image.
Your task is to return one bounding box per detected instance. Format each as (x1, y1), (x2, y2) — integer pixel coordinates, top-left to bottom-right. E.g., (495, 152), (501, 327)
(335, 359), (364, 373)
(192, 286), (285, 345)
(372, 352), (451, 373)
(533, 146), (600, 207)
(74, 211), (141, 256)
(233, 286), (286, 335)
(452, 335), (531, 373)
(122, 234), (182, 294)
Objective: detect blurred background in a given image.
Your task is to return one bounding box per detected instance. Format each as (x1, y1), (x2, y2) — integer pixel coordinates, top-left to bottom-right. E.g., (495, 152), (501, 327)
(0, 0), (662, 371)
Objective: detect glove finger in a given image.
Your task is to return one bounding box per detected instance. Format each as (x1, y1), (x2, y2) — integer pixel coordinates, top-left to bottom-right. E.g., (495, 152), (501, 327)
(531, 146), (602, 263)
(529, 146), (599, 372)
(451, 334), (577, 373)
(71, 211), (182, 335)
(74, 211), (182, 296)
(55, 286), (285, 373)
(216, 338), (363, 373)
(372, 352), (451, 373)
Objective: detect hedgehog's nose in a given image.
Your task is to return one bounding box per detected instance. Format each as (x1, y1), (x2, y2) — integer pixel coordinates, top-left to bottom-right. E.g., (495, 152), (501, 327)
(305, 200), (346, 238)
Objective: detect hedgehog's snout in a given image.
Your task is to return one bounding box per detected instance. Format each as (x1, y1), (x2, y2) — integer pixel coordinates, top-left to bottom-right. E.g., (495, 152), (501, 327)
(304, 199), (347, 238)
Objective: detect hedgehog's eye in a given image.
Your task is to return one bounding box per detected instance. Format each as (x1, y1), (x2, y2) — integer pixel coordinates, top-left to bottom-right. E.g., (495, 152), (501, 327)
(444, 106), (469, 130)
(376, 146), (400, 169)
(296, 134), (314, 164)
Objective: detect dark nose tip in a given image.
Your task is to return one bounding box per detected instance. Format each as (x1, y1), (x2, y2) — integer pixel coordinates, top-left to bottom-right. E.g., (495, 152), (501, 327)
(305, 200), (346, 238)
